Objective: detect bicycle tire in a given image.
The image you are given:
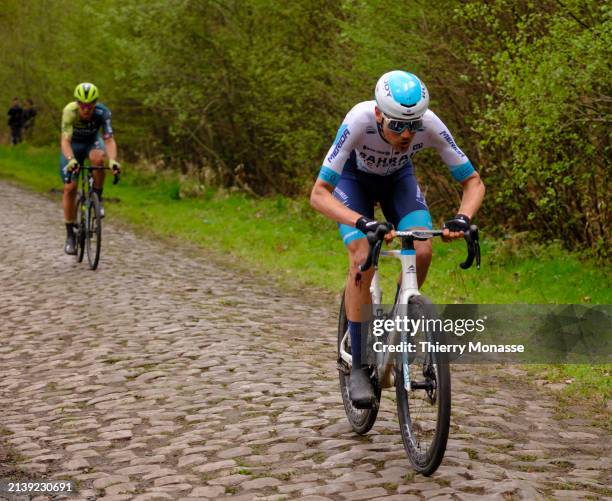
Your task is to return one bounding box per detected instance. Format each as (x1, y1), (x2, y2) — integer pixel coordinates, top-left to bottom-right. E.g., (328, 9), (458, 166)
(86, 192), (102, 270)
(337, 290), (381, 435)
(395, 294), (450, 475)
(75, 193), (86, 263)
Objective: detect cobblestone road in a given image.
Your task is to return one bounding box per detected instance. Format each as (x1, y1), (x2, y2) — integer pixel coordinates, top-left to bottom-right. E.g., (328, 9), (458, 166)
(0, 182), (609, 501)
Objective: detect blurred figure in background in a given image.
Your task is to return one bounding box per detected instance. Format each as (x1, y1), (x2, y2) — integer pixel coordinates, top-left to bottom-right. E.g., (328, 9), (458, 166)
(7, 97), (23, 145)
(22, 99), (37, 140)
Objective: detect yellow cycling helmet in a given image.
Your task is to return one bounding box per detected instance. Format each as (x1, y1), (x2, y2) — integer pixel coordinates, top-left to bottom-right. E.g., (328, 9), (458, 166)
(74, 82), (99, 103)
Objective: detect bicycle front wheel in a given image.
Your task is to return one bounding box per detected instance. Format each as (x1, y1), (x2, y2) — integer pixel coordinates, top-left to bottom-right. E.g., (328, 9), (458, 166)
(337, 290), (381, 435)
(86, 192), (102, 270)
(75, 193), (86, 263)
(395, 294), (450, 475)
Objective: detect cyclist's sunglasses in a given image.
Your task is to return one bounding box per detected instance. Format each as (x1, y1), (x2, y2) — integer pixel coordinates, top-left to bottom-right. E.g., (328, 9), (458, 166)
(77, 101), (96, 110)
(383, 114), (423, 134)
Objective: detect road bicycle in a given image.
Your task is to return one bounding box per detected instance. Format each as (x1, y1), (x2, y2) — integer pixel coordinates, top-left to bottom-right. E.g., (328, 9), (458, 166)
(70, 163), (119, 270)
(337, 224), (480, 475)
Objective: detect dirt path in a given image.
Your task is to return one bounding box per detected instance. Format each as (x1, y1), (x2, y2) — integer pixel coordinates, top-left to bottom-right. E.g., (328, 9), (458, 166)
(0, 182), (609, 500)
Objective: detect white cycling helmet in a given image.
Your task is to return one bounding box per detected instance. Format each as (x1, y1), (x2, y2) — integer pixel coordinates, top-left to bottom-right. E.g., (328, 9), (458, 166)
(375, 70), (429, 120)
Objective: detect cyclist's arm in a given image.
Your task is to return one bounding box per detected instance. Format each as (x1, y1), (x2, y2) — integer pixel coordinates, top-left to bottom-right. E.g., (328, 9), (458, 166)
(310, 179), (363, 227)
(310, 113), (363, 227)
(61, 103), (76, 159)
(61, 135), (75, 160)
(456, 172), (485, 220)
(439, 173), (484, 241)
(100, 107), (118, 162)
(104, 136), (118, 162)
(426, 111), (485, 218)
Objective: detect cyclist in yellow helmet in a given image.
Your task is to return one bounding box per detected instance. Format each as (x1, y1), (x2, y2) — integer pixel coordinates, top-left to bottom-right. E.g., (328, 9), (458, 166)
(60, 82), (121, 254)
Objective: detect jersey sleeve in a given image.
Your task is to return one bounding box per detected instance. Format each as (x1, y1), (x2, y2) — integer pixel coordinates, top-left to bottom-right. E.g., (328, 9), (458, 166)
(317, 107), (361, 187)
(426, 111), (476, 182)
(61, 103), (77, 138)
(100, 107), (114, 139)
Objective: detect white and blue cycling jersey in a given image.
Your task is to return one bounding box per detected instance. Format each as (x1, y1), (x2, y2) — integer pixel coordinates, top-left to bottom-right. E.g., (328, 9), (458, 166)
(317, 101), (476, 245)
(318, 101), (475, 186)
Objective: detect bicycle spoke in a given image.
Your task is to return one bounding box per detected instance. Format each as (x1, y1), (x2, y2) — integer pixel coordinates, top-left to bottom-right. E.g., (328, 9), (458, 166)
(86, 193), (102, 270)
(396, 295), (450, 475)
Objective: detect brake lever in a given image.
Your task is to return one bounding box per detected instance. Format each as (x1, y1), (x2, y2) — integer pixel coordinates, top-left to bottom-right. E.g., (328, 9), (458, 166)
(359, 224), (391, 272)
(459, 225), (480, 270)
(359, 238), (382, 272)
(371, 239), (383, 270)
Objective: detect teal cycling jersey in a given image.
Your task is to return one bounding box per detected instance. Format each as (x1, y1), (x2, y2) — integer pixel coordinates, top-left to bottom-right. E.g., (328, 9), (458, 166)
(61, 102), (113, 143)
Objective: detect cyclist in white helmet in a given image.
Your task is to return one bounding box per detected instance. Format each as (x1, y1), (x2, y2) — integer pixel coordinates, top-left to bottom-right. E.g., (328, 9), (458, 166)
(310, 70), (485, 407)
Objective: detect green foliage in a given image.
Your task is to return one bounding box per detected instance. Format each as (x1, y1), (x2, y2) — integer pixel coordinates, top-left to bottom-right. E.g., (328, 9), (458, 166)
(0, 0), (608, 254)
(0, 1), (116, 145)
(89, 0), (351, 194)
(455, 0), (610, 256)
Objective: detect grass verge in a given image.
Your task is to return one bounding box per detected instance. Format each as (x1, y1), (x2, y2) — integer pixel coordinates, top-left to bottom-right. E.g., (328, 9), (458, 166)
(0, 427), (28, 480)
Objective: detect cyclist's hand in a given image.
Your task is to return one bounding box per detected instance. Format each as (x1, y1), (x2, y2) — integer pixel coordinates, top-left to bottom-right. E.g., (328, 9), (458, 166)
(443, 214), (470, 241)
(355, 216), (395, 242)
(384, 231), (396, 243)
(109, 159), (121, 175)
(64, 158), (78, 175)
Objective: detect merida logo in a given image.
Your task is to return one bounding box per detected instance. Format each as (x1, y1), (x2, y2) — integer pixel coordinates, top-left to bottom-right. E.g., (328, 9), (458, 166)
(327, 128), (350, 163)
(439, 130), (465, 158)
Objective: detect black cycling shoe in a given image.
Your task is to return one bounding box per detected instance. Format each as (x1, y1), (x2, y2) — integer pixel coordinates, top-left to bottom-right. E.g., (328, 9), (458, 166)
(64, 234), (77, 255)
(349, 366), (375, 409)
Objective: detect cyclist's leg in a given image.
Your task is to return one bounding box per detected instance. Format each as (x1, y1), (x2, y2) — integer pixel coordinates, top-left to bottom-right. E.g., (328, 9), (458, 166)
(335, 168), (378, 406)
(334, 171), (376, 325)
(344, 239), (374, 320)
(380, 168), (433, 288)
(60, 143), (89, 222)
(60, 143), (86, 253)
(87, 134), (106, 193)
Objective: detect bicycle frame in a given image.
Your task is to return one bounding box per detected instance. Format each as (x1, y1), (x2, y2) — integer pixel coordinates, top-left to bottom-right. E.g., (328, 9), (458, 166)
(72, 163), (117, 269)
(78, 165), (93, 198)
(339, 231), (427, 389)
(72, 163), (97, 199)
(75, 165), (96, 234)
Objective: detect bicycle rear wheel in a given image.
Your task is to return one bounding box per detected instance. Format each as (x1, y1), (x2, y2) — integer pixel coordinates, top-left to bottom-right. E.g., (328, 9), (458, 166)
(75, 193), (86, 263)
(395, 294), (450, 475)
(337, 290), (381, 435)
(86, 192), (102, 270)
